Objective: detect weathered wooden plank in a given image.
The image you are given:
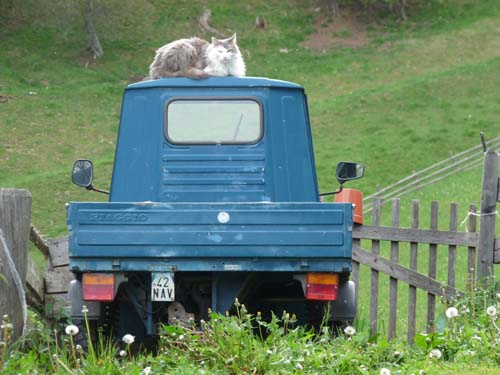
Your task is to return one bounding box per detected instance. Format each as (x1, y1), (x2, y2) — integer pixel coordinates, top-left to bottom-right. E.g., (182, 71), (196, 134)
(388, 199), (400, 341)
(427, 201), (438, 333)
(44, 293), (70, 319)
(468, 205), (477, 290)
(408, 200), (418, 345)
(352, 225), (478, 247)
(352, 222), (360, 313)
(26, 255), (44, 306)
(448, 204), (457, 288)
(0, 229), (26, 340)
(30, 224), (50, 259)
(494, 237), (500, 264)
(477, 150), (498, 283)
(0, 189), (32, 340)
(47, 236), (69, 267)
(370, 198), (381, 337)
(45, 266), (73, 294)
(352, 246), (460, 298)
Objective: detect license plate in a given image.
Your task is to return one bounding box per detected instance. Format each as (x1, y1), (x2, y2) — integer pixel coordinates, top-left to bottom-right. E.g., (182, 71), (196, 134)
(151, 272), (175, 301)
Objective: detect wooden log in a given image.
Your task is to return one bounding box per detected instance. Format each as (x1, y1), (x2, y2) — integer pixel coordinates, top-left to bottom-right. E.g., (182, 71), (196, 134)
(427, 201), (438, 333)
(0, 189), (31, 340)
(30, 224), (50, 259)
(468, 205), (477, 290)
(408, 200), (418, 345)
(47, 237), (69, 267)
(45, 266), (74, 294)
(352, 225), (478, 247)
(388, 199), (400, 341)
(26, 256), (44, 307)
(477, 150), (498, 283)
(370, 198), (381, 337)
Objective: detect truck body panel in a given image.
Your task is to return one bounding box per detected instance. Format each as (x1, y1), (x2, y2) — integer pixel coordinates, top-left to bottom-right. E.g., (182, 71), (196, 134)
(68, 201), (353, 272)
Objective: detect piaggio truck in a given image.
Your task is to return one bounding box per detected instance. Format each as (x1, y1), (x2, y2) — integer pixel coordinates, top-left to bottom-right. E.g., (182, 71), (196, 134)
(68, 77), (364, 340)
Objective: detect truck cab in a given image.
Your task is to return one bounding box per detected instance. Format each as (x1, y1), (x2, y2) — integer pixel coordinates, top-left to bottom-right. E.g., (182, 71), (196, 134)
(68, 77), (363, 339)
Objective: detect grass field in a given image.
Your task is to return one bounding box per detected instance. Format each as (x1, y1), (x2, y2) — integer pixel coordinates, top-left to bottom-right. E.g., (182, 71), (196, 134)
(1, 0), (500, 373)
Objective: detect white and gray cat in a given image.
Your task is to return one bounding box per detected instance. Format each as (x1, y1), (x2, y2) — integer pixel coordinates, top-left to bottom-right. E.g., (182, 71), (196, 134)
(149, 34), (246, 79)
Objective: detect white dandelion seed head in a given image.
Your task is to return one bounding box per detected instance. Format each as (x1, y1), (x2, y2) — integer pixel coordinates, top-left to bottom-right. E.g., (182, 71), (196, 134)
(487, 305), (497, 317)
(119, 349), (127, 357)
(496, 293), (500, 301)
(65, 324), (79, 336)
(122, 334), (135, 345)
(429, 349), (442, 359)
(266, 349), (273, 355)
(75, 344), (82, 351)
(445, 307), (459, 319)
(344, 325), (356, 336)
(380, 368), (391, 375)
(296, 363), (304, 371)
(178, 334), (185, 340)
(81, 305), (89, 314)
(141, 366), (152, 375)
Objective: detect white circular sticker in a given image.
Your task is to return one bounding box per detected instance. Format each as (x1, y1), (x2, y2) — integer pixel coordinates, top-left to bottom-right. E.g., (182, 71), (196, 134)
(217, 211), (230, 224)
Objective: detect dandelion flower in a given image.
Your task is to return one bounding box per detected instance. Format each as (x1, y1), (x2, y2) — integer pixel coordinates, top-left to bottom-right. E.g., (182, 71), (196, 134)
(122, 334), (135, 345)
(487, 306), (497, 317)
(445, 307), (458, 319)
(65, 325), (79, 336)
(119, 350), (127, 357)
(344, 326), (356, 336)
(429, 349), (442, 359)
(380, 368), (391, 375)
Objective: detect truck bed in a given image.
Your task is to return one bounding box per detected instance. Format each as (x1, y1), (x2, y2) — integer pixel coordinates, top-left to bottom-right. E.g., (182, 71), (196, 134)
(68, 202), (353, 273)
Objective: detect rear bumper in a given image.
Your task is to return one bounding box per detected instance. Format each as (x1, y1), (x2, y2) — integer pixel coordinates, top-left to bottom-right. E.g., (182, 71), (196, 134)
(69, 258), (352, 273)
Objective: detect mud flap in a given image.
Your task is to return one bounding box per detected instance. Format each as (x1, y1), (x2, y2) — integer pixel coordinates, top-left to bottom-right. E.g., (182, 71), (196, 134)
(330, 281), (356, 321)
(67, 279), (101, 319)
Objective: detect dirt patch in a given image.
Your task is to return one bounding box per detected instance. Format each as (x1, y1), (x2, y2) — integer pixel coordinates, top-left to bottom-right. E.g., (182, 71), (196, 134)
(301, 10), (369, 52)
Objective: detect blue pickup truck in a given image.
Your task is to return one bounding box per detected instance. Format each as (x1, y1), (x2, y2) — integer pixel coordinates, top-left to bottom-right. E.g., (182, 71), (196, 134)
(68, 77), (364, 339)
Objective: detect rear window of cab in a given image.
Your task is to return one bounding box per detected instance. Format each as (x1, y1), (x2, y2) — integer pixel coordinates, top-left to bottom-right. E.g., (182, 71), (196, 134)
(166, 99), (262, 145)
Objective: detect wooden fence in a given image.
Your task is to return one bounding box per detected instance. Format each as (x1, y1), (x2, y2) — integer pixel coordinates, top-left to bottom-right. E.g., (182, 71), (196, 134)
(351, 149), (499, 343)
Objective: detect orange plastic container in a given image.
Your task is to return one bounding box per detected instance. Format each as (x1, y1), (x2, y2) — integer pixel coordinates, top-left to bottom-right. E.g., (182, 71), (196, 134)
(334, 188), (363, 225)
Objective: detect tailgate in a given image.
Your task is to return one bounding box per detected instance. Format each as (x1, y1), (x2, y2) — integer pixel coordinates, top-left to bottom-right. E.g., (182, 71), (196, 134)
(68, 202), (353, 272)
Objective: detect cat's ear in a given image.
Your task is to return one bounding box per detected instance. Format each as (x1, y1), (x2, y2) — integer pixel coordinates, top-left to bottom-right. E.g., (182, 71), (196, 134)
(230, 33), (237, 43)
(211, 37), (219, 45)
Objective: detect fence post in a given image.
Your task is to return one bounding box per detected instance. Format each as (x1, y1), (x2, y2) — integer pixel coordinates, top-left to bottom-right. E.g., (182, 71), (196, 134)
(0, 188), (32, 340)
(477, 150), (498, 283)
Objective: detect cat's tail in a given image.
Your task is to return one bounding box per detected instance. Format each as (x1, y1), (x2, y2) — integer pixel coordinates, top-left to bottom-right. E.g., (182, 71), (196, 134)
(150, 68), (209, 80)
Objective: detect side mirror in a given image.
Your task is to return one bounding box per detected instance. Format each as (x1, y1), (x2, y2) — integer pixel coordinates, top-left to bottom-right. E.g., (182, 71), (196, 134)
(336, 162), (365, 185)
(72, 160), (94, 189)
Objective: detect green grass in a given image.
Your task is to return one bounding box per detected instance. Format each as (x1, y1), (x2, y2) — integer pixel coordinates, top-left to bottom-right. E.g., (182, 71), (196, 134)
(2, 291), (500, 374)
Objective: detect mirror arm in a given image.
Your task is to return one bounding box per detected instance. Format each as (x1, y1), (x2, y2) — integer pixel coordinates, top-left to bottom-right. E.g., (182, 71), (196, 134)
(87, 184), (110, 195)
(319, 184), (344, 197)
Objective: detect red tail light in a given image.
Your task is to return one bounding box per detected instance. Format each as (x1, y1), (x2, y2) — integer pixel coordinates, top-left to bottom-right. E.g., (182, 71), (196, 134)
(306, 273), (339, 301)
(83, 273), (115, 301)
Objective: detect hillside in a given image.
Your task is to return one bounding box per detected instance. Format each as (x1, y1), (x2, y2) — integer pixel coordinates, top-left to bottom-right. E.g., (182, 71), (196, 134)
(1, 0), (500, 237)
